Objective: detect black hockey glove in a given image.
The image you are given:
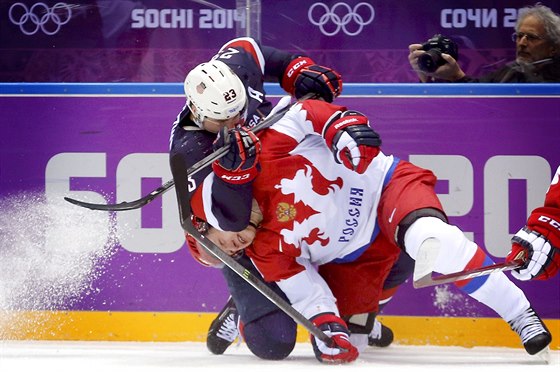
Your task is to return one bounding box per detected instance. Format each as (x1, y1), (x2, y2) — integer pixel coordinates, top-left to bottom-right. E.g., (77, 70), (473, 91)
(294, 64), (342, 103)
(282, 56), (342, 103)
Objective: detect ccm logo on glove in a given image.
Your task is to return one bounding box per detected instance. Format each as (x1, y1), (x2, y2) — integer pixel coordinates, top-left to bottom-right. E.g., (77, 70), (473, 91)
(537, 215), (560, 231)
(219, 173), (251, 182)
(286, 59), (310, 78)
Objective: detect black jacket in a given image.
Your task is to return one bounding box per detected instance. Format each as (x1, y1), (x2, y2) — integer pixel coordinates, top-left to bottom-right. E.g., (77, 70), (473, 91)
(463, 56), (560, 83)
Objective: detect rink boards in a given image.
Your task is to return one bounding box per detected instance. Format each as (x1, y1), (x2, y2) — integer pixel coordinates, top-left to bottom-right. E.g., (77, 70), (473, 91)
(0, 83), (558, 348)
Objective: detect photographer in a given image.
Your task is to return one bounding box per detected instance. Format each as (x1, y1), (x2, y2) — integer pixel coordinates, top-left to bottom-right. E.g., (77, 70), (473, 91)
(408, 3), (560, 83)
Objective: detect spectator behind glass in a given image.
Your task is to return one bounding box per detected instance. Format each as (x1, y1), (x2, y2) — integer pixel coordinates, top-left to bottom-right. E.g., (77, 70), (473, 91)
(408, 3), (560, 83)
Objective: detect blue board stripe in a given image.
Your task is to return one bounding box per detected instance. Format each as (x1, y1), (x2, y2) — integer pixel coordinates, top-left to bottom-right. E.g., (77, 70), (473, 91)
(1, 82), (559, 96)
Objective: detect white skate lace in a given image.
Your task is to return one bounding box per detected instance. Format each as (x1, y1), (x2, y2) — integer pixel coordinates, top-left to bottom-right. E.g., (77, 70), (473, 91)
(216, 313), (239, 342)
(509, 308), (545, 344)
(369, 319), (382, 340)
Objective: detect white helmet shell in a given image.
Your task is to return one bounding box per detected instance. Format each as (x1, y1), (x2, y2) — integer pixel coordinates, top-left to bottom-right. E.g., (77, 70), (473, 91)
(184, 60), (247, 128)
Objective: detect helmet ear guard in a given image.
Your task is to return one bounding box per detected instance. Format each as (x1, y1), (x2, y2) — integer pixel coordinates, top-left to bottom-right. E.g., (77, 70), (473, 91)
(184, 60), (247, 129)
(185, 216), (224, 268)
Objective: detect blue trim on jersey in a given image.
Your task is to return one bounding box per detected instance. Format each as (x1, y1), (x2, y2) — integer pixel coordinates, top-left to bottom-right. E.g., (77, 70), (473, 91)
(383, 157), (400, 189)
(332, 157), (400, 264)
(460, 255), (495, 294)
(1, 83), (559, 96)
(332, 223), (380, 264)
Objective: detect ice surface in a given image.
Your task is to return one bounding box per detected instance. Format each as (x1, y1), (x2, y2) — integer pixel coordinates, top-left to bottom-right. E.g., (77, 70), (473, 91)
(0, 341), (557, 372)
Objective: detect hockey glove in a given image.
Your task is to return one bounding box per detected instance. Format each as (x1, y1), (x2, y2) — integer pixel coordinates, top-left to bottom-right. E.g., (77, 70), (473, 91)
(282, 56), (342, 103)
(508, 226), (559, 281)
(212, 126), (261, 185)
(323, 111), (381, 174)
(310, 313), (359, 364)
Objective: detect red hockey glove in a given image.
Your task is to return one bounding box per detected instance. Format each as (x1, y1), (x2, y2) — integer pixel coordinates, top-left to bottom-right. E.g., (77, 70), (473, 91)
(507, 167), (560, 280)
(282, 56), (342, 103)
(310, 313), (359, 364)
(323, 111), (381, 174)
(507, 225), (560, 281)
(212, 127), (261, 185)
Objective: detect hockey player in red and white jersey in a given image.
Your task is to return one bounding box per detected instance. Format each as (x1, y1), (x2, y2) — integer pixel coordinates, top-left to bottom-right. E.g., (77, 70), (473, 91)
(193, 98), (552, 362)
(508, 165), (560, 280)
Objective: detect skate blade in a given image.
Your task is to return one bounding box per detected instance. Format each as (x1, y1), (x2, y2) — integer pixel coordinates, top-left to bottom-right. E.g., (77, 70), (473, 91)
(535, 346), (550, 364)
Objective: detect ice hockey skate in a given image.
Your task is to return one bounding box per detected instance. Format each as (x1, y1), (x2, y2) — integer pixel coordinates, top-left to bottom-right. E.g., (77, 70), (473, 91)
(206, 297), (240, 355)
(508, 307), (552, 358)
(368, 318), (394, 347)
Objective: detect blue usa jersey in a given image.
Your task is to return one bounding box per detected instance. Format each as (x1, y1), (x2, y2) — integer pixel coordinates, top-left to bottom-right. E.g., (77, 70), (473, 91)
(169, 37), (299, 231)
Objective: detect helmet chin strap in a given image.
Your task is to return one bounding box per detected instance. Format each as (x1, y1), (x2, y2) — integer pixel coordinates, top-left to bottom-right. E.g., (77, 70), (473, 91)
(187, 101), (206, 129)
(188, 98), (247, 133)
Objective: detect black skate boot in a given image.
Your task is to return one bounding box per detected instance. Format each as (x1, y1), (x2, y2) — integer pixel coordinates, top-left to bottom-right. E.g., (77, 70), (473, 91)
(206, 297), (240, 355)
(368, 318), (394, 347)
(508, 307), (552, 355)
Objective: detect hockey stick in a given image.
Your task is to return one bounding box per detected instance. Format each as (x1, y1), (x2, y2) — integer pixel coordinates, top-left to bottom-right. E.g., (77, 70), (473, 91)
(65, 178), (175, 211)
(63, 95), (302, 211)
(412, 238), (526, 288)
(184, 222), (333, 345)
(413, 259), (525, 288)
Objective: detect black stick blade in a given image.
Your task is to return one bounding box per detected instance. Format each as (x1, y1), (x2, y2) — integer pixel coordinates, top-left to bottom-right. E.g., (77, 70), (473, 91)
(64, 196), (147, 211)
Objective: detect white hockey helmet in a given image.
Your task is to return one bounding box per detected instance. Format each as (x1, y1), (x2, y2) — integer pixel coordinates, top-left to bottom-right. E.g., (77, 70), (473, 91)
(184, 60), (247, 129)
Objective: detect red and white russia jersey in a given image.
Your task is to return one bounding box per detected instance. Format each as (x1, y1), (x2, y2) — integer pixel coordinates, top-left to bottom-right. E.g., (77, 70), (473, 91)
(246, 99), (396, 282)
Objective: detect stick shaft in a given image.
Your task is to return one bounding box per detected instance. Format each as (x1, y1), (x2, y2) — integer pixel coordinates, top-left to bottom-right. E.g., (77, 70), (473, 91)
(413, 259), (524, 288)
(183, 222), (332, 344)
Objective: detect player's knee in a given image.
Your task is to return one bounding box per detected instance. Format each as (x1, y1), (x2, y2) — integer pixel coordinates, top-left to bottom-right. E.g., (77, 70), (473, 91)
(243, 310), (297, 360)
(396, 208), (447, 250)
(404, 215), (478, 273)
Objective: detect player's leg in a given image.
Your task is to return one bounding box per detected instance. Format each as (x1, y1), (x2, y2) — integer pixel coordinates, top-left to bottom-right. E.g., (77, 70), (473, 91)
(403, 216), (551, 355)
(369, 250), (415, 347)
(379, 160), (551, 355)
(215, 253), (297, 360)
(319, 233), (400, 350)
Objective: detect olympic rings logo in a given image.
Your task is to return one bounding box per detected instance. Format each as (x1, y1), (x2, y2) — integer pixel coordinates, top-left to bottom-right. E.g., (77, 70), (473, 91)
(9, 2), (72, 36)
(308, 2), (374, 36)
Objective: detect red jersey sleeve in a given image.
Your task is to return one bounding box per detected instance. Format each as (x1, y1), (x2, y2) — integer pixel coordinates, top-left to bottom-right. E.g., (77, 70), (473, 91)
(300, 99), (347, 134)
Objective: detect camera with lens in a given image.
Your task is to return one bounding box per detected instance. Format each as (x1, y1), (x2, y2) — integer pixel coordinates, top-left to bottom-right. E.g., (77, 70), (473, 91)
(418, 34), (459, 73)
